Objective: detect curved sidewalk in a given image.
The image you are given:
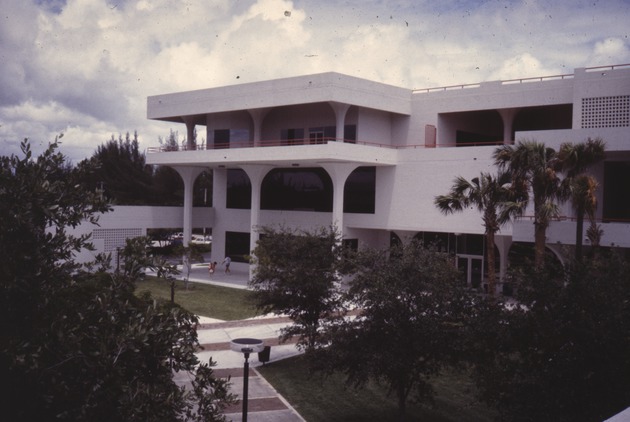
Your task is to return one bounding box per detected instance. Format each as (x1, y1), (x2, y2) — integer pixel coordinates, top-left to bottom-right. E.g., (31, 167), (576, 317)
(158, 262), (305, 420)
(195, 316), (305, 421)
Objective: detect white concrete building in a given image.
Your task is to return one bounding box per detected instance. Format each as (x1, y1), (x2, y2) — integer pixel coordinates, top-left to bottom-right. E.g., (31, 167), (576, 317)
(145, 64), (630, 292)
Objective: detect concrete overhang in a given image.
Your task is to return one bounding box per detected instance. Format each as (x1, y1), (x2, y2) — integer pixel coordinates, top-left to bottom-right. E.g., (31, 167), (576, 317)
(146, 142), (398, 169)
(147, 72), (412, 122)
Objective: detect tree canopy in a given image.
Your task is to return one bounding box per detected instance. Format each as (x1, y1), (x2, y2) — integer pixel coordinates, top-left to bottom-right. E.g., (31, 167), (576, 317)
(249, 225), (345, 351)
(471, 251), (630, 421)
(80, 131), (213, 206)
(0, 138), (233, 421)
(319, 240), (474, 420)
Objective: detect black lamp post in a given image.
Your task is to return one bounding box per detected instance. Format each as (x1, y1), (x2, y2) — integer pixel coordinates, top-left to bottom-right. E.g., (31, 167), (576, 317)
(230, 338), (264, 422)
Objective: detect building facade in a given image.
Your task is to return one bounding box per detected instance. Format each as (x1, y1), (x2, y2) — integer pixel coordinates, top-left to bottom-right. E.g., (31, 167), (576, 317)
(146, 64), (630, 292)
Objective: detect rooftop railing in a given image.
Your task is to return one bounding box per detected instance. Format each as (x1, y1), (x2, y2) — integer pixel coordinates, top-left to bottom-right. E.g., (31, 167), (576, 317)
(412, 63), (630, 93)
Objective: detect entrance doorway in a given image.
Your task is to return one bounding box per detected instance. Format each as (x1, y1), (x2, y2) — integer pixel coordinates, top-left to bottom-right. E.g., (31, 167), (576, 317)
(457, 255), (484, 289)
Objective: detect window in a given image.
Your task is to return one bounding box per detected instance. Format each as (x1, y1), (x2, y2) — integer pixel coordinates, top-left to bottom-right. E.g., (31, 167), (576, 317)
(344, 167), (376, 214)
(226, 169), (251, 209)
(281, 128), (305, 145)
(261, 168), (333, 212)
(344, 124), (357, 143)
(213, 129), (250, 148)
(225, 231), (251, 263)
(309, 128), (324, 144)
(603, 161), (630, 221)
(307, 127), (335, 144)
(214, 129), (230, 148)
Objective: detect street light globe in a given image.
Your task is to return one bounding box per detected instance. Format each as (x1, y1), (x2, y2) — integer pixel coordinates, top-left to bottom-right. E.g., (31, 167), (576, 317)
(230, 338), (265, 354)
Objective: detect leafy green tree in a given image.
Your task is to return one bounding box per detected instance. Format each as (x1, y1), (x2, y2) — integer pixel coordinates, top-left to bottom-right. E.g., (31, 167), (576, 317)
(152, 164), (184, 205)
(159, 129), (181, 151)
(81, 131), (155, 205)
(174, 244), (205, 290)
(493, 140), (567, 268)
(120, 235), (154, 279)
(249, 225), (345, 352)
(471, 252), (630, 422)
(435, 171), (524, 297)
(321, 241), (472, 420)
(0, 138), (234, 421)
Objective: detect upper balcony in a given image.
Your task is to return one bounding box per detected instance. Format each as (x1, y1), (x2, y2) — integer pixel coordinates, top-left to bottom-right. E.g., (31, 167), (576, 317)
(146, 64), (630, 166)
(145, 137), (401, 168)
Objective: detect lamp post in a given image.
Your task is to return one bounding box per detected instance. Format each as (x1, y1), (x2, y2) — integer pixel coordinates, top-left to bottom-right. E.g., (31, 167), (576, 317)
(230, 338), (264, 422)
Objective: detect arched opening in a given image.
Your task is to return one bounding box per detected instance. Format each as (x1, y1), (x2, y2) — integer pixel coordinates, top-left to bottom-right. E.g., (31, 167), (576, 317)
(344, 166), (376, 214)
(261, 168), (333, 212)
(227, 168), (251, 209)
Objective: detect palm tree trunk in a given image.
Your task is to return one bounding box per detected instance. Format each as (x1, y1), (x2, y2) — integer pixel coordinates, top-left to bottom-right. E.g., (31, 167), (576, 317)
(486, 230), (497, 298)
(534, 223), (546, 269)
(575, 205), (585, 262)
(397, 385), (407, 422)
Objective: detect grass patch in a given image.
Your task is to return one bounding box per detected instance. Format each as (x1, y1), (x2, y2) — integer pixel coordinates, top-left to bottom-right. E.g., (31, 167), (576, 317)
(135, 276), (259, 321)
(258, 355), (496, 422)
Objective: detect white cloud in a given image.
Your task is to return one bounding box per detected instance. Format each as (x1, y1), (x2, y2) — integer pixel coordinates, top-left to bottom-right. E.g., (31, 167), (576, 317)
(1, 0), (629, 161)
(590, 37), (630, 65)
(488, 53), (557, 81)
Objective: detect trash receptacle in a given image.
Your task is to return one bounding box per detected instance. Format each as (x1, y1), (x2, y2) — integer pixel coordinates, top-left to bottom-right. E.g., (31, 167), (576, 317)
(258, 346), (271, 365)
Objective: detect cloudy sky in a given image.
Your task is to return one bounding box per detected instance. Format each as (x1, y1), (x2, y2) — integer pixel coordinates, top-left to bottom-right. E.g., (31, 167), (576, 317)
(1, 0), (629, 162)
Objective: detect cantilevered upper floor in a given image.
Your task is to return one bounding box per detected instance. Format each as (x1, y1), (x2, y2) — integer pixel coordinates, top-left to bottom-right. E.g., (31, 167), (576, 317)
(148, 71), (412, 120)
(147, 64), (630, 158)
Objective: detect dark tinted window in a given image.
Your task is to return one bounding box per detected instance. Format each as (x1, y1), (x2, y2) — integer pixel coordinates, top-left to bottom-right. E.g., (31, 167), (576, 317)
(344, 167), (375, 214)
(225, 231), (251, 263)
(261, 168), (333, 212)
(227, 169), (251, 209)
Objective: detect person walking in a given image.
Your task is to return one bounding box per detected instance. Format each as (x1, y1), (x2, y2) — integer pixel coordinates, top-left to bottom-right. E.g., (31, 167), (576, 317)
(208, 261), (217, 277)
(222, 256), (231, 274)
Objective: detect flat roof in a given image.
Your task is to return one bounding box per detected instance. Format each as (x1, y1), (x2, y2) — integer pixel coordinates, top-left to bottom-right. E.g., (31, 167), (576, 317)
(147, 72), (412, 121)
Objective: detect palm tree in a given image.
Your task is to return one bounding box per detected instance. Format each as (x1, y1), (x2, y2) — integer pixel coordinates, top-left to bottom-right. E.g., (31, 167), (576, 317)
(567, 175), (599, 260)
(557, 138), (605, 261)
(494, 141), (566, 269)
(435, 171), (523, 297)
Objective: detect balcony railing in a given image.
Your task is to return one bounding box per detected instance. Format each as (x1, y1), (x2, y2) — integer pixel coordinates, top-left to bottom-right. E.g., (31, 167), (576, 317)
(146, 137), (509, 153)
(517, 215), (630, 224)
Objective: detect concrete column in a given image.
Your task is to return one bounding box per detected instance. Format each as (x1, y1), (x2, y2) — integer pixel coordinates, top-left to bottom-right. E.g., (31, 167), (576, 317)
(321, 163), (360, 237)
(182, 116), (196, 150)
(329, 102), (351, 142)
(240, 165), (272, 278)
(212, 168), (228, 263)
(174, 166), (205, 279)
(205, 114), (213, 150)
(247, 108), (271, 147)
(498, 108), (519, 145)
(174, 166), (205, 247)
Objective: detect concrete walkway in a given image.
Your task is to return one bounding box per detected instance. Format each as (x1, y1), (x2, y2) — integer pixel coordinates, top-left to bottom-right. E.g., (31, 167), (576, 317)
(162, 262), (306, 421)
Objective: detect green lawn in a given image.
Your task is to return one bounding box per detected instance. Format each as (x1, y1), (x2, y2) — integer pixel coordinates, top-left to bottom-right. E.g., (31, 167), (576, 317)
(258, 355), (496, 422)
(137, 277), (496, 420)
(134, 276), (259, 321)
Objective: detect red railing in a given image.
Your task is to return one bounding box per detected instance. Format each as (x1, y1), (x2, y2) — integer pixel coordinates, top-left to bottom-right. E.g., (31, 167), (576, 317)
(516, 215), (630, 224)
(146, 137), (508, 153)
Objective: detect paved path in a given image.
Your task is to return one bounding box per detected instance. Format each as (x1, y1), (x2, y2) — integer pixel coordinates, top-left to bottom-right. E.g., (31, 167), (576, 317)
(191, 316), (306, 422)
(149, 261), (306, 420)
